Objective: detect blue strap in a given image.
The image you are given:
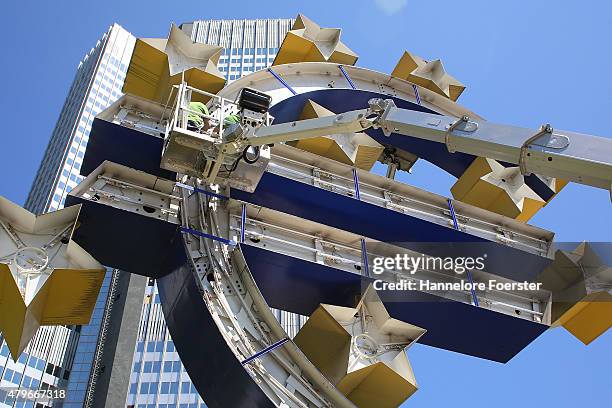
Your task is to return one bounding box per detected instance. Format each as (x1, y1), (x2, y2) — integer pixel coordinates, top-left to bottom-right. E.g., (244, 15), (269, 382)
(180, 226), (236, 246)
(267, 68), (297, 95)
(339, 65), (357, 90)
(412, 84), (422, 105)
(240, 203), (247, 244)
(352, 168), (361, 200)
(241, 338), (290, 365)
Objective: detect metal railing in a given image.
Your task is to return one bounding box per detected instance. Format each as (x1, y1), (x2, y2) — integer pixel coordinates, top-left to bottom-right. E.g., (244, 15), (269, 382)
(268, 153), (552, 257)
(168, 82), (240, 139)
(231, 210), (548, 323)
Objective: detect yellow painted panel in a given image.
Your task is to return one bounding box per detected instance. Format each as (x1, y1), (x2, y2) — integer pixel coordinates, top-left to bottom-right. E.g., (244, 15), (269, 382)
(41, 269), (105, 325)
(0, 265), (104, 359)
(488, 189), (522, 219)
(0, 266), (27, 359)
(329, 49), (359, 66)
(450, 157), (491, 200)
(337, 362), (417, 408)
(515, 197), (546, 222)
(168, 68), (226, 104)
(462, 180), (505, 210)
(294, 306), (351, 384)
(300, 99), (333, 120)
(292, 137), (354, 166)
(559, 292), (612, 345)
(355, 145), (385, 171)
(391, 52), (420, 79)
(123, 39), (169, 101)
(274, 32), (319, 66)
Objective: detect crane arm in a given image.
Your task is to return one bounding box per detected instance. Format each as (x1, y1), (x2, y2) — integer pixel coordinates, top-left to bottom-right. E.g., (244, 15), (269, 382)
(236, 98), (612, 196)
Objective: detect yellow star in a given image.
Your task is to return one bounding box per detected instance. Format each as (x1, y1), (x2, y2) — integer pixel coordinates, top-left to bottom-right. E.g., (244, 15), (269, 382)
(391, 51), (465, 101)
(0, 197), (104, 360)
(274, 14), (359, 66)
(539, 242), (612, 345)
(294, 285), (426, 408)
(287, 99), (384, 170)
(123, 24), (225, 104)
(451, 157), (567, 222)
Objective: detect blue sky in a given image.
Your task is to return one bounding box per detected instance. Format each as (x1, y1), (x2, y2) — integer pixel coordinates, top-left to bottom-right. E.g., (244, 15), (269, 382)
(1, 0), (610, 406)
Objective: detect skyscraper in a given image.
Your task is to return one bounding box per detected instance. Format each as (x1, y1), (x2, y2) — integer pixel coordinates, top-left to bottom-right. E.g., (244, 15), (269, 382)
(1, 18), (300, 408)
(121, 19), (300, 408)
(0, 24), (135, 408)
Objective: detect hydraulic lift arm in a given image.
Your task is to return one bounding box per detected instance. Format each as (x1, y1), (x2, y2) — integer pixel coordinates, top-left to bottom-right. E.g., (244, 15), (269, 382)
(233, 98), (612, 196)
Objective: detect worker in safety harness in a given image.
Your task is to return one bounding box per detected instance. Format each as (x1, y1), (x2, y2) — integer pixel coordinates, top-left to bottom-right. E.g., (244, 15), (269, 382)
(188, 102), (241, 133)
(187, 101), (210, 132)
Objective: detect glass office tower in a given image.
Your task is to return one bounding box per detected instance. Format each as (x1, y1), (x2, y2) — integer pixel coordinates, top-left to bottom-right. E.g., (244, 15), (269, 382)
(123, 19), (297, 408)
(0, 24), (135, 408)
(0, 18), (300, 408)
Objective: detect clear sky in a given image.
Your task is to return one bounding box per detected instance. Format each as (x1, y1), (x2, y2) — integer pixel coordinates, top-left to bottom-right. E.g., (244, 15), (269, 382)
(1, 0), (611, 406)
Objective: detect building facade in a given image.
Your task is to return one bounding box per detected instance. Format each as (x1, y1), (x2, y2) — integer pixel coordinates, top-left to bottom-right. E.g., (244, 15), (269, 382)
(123, 19), (300, 408)
(1, 18), (301, 408)
(0, 23), (135, 408)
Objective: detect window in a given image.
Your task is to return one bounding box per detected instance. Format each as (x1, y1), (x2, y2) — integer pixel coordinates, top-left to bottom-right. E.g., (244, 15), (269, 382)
(181, 382), (190, 394)
(28, 357), (38, 368)
(149, 382), (159, 394)
(22, 375), (32, 388)
(140, 382), (149, 394)
(36, 359), (45, 371)
(170, 381), (179, 393)
(160, 382), (170, 394)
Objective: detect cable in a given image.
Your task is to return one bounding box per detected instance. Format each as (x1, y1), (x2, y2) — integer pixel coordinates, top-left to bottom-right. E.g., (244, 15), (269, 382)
(222, 156), (242, 175)
(242, 145), (260, 164)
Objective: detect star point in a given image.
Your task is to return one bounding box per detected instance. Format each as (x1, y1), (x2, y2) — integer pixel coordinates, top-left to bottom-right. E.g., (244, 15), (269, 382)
(0, 197), (104, 360)
(274, 14), (358, 66)
(539, 242), (612, 345)
(294, 285), (425, 408)
(451, 157), (566, 221)
(123, 24), (225, 104)
(288, 99), (384, 170)
(392, 51), (465, 101)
